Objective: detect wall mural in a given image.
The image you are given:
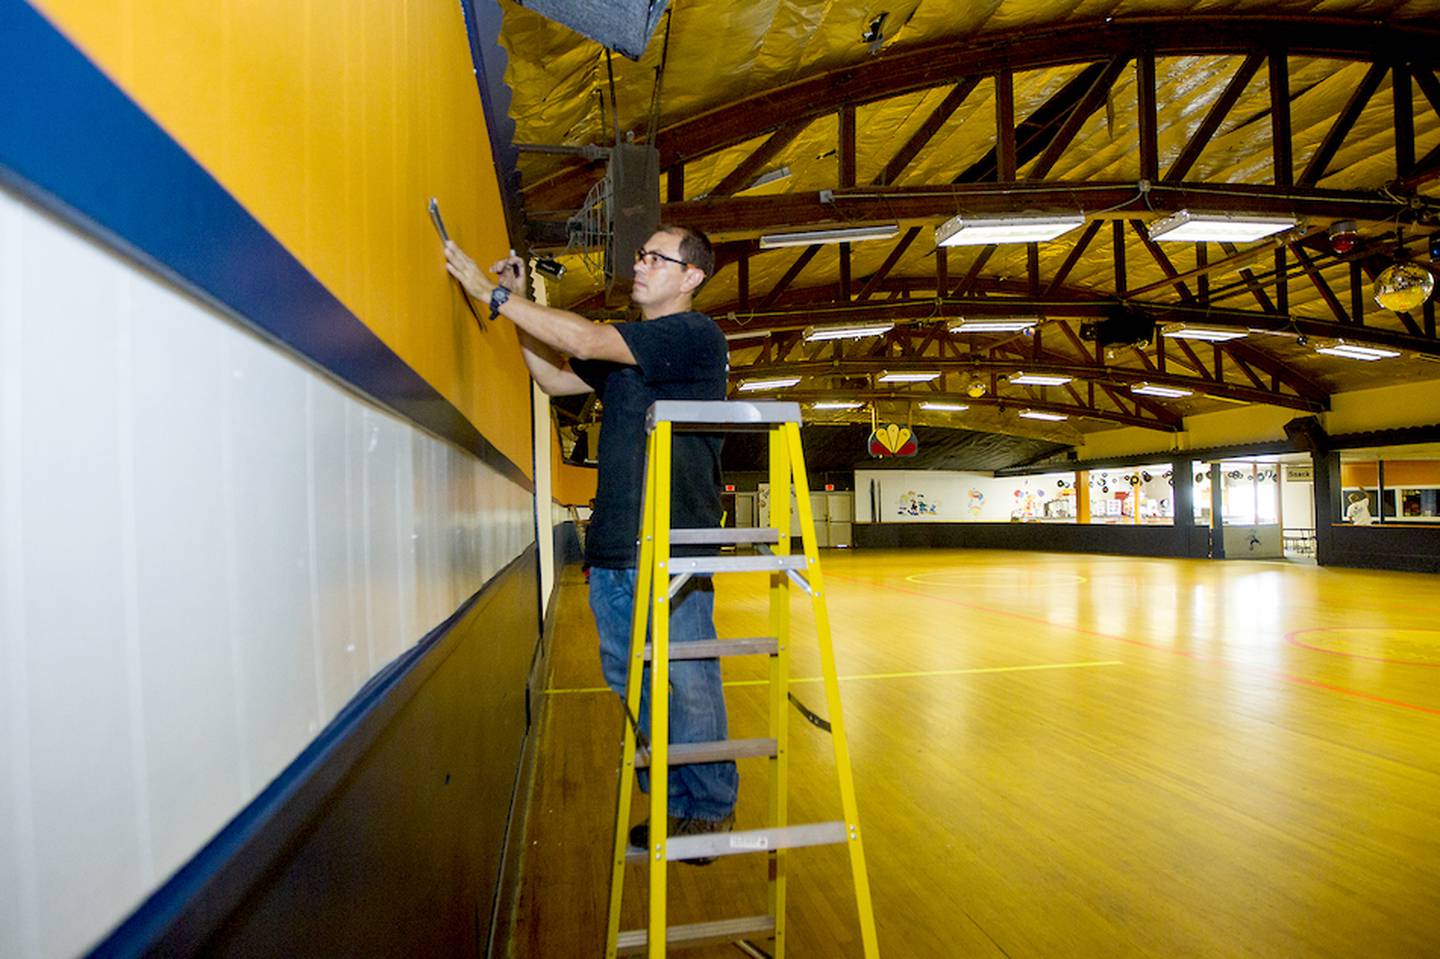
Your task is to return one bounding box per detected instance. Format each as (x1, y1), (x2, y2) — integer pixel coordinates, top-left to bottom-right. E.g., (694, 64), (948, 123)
(897, 490), (939, 516)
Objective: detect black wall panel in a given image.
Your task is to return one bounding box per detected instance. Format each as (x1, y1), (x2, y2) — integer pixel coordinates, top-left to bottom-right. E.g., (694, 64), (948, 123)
(854, 522), (1205, 558)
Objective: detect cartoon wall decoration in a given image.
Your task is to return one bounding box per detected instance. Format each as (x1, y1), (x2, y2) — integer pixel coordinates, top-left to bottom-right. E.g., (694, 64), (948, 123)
(967, 488), (985, 517)
(897, 490), (939, 515)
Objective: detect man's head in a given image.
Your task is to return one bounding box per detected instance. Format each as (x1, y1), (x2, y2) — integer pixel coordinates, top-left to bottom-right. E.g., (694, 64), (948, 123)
(631, 224), (713, 318)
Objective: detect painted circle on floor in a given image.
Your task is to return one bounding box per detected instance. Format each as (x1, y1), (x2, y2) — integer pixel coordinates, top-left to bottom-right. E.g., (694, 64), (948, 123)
(1286, 627), (1440, 666)
(905, 570), (1088, 587)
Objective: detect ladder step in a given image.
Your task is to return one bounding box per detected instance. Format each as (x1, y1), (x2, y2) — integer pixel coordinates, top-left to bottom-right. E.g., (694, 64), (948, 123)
(647, 399), (802, 432)
(637, 737), (776, 769)
(626, 822), (848, 864)
(668, 554), (807, 574)
(616, 915), (776, 956)
(670, 527), (781, 546)
(643, 637), (778, 660)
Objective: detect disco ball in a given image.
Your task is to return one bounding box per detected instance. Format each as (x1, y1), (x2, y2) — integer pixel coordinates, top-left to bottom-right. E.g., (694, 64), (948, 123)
(1372, 262), (1435, 312)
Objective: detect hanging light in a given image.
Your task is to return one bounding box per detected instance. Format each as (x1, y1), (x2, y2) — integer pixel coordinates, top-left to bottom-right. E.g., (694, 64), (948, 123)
(1372, 261), (1435, 312)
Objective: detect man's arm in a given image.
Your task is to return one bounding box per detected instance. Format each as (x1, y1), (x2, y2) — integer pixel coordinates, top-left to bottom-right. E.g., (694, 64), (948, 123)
(516, 329), (592, 396)
(445, 242), (637, 366)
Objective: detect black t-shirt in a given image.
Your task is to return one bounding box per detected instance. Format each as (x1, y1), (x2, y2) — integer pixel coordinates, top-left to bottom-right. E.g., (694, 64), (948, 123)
(570, 311), (729, 568)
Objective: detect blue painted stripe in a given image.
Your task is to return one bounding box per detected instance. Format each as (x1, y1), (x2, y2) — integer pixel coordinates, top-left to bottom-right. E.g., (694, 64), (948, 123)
(0, 0), (531, 492)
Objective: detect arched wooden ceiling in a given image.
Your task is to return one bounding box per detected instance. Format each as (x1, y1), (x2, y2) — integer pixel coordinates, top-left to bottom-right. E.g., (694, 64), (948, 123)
(499, 3), (1440, 445)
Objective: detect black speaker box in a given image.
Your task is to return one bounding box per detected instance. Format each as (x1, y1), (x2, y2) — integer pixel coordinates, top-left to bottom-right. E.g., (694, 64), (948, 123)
(515, 0), (670, 59)
(605, 143), (661, 303)
(1283, 416), (1329, 452)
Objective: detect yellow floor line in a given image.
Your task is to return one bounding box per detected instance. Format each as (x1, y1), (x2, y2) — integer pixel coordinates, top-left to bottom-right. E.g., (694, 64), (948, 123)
(544, 659), (1123, 695)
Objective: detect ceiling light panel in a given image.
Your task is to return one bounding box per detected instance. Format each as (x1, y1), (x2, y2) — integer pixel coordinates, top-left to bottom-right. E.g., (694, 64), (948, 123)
(1160, 323), (1248, 342)
(738, 377), (801, 391)
(1019, 410), (1068, 421)
(759, 224), (900, 249)
(936, 213), (1085, 246)
(948, 317), (1039, 333)
(803, 321), (895, 342)
(1131, 383), (1193, 398)
(877, 370), (941, 383)
(811, 400), (864, 409)
(1314, 344), (1401, 361)
(920, 402), (969, 411)
(1147, 210), (1296, 243)
(1010, 372), (1073, 386)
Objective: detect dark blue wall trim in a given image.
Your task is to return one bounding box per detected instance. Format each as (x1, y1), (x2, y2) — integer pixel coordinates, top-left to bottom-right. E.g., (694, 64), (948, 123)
(0, 0), (531, 493)
(88, 545), (541, 957)
(460, 0), (524, 239)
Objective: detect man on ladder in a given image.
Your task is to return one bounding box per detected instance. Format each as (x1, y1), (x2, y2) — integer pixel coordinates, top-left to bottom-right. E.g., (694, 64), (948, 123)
(444, 224), (739, 850)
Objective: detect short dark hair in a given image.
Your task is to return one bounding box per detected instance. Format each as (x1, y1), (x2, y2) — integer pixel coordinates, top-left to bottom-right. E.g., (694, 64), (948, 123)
(657, 223), (714, 286)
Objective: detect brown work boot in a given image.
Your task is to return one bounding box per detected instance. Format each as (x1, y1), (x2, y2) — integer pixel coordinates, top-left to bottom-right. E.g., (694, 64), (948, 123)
(627, 813), (736, 866)
(671, 812), (737, 866)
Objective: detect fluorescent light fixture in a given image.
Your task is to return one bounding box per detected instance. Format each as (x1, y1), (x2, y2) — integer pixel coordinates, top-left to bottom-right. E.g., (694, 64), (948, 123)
(920, 402), (969, 412)
(1314, 343), (1401, 361)
(1019, 410), (1068, 421)
(724, 329), (771, 342)
(745, 165), (791, 191)
(1147, 210), (1296, 243)
(803, 320), (894, 342)
(936, 213), (1085, 246)
(1010, 372), (1073, 387)
(1131, 383), (1193, 398)
(759, 224), (900, 249)
(738, 376), (801, 391)
(811, 400), (864, 410)
(947, 317), (1039, 333)
(1160, 323), (1248, 342)
(877, 370), (941, 383)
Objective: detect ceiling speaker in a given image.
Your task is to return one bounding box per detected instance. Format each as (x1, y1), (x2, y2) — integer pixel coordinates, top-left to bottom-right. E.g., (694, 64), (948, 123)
(515, 0), (670, 59)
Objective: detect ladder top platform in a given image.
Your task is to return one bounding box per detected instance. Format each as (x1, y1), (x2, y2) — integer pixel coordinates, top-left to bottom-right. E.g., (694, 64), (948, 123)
(646, 400), (802, 432)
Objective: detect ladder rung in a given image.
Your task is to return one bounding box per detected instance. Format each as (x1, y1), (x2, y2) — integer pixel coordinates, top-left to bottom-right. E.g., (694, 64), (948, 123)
(646, 399), (802, 432)
(626, 822), (849, 864)
(643, 637), (778, 660)
(671, 822), (848, 861)
(668, 554), (807, 574)
(670, 527), (781, 546)
(637, 737), (776, 769)
(616, 915), (776, 955)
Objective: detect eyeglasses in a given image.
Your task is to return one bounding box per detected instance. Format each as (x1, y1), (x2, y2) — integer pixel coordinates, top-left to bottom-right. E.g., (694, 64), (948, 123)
(634, 247), (692, 270)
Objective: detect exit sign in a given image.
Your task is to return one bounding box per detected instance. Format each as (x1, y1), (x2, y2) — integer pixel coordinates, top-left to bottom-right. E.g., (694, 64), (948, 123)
(724, 484), (736, 492)
(824, 484), (835, 491)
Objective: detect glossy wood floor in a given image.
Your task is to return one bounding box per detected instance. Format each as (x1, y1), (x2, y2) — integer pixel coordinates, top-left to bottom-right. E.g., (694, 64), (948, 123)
(498, 550), (1440, 958)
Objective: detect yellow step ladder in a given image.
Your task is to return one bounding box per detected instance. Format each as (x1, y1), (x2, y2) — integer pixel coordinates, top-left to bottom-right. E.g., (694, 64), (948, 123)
(604, 400), (880, 958)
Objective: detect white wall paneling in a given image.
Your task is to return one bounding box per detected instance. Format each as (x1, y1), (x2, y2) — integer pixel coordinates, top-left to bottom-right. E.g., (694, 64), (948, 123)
(0, 186), (536, 958)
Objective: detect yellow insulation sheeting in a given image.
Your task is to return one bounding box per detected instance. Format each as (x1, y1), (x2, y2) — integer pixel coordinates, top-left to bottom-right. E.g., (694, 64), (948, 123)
(33, 0), (534, 475)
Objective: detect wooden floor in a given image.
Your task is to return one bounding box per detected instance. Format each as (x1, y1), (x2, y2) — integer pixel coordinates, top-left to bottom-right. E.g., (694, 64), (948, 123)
(498, 550), (1440, 958)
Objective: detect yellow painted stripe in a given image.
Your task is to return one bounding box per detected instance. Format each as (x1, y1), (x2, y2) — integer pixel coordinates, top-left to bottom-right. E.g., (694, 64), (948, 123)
(544, 659), (1123, 695)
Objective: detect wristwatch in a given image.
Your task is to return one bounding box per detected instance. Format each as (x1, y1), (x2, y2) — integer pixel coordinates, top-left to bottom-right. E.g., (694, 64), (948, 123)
(489, 286), (510, 320)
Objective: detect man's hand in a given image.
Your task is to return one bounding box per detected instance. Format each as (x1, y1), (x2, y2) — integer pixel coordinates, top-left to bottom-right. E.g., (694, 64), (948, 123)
(492, 250), (527, 292)
(445, 241), (496, 301)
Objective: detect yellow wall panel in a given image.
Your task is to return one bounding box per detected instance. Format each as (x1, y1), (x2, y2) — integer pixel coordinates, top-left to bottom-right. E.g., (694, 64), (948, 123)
(31, 0), (534, 474)
(551, 417), (597, 507)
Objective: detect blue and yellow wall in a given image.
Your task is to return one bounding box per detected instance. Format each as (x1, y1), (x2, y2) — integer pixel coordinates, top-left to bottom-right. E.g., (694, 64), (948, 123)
(1, 1), (551, 955)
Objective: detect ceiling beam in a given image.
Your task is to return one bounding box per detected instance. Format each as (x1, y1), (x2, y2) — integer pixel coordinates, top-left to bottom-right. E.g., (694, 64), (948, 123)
(697, 287), (1440, 355)
(731, 354), (1319, 412)
(1165, 54), (1263, 182)
(648, 181), (1408, 238)
(521, 17), (1440, 211)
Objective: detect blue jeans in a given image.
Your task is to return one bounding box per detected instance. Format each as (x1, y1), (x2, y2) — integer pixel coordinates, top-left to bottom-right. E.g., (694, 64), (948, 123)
(589, 566), (738, 821)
